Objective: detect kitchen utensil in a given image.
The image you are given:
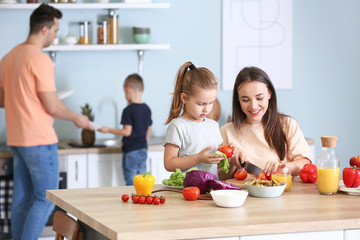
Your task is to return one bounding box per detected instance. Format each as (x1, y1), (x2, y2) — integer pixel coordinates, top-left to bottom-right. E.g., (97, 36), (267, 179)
(245, 181), (286, 198)
(210, 189), (248, 208)
(57, 88), (74, 100)
(89, 121), (101, 131)
(245, 162), (262, 175)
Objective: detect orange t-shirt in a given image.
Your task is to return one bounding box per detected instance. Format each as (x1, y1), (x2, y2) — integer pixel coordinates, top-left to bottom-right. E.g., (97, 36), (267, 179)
(0, 44), (58, 146)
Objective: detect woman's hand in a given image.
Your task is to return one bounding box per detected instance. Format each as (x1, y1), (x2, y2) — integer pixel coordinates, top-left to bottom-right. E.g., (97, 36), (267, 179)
(263, 162), (287, 177)
(198, 147), (224, 164)
(98, 126), (110, 133)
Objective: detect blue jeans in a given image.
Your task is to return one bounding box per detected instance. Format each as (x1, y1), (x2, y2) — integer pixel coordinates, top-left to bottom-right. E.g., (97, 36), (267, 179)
(10, 144), (59, 240)
(123, 148), (147, 186)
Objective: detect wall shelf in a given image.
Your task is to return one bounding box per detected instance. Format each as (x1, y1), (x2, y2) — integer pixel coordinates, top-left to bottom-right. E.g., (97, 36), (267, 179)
(44, 43), (170, 74)
(0, 2), (170, 10)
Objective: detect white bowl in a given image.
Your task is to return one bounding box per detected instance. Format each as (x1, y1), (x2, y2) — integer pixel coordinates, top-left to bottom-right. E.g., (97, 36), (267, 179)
(210, 190), (248, 208)
(245, 181), (286, 198)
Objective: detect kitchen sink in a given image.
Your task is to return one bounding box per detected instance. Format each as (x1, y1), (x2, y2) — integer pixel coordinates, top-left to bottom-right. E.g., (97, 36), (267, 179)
(95, 139), (122, 147)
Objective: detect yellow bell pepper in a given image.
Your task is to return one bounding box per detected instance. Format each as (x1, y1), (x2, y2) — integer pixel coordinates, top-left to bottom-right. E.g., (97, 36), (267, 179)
(133, 172), (155, 196)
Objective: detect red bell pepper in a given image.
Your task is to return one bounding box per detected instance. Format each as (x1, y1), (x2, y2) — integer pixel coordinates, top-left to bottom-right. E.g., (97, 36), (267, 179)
(299, 163), (317, 183)
(343, 166), (360, 188)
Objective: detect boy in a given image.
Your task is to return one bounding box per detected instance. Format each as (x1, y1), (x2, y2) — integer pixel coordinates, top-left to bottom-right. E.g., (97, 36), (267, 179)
(98, 73), (152, 185)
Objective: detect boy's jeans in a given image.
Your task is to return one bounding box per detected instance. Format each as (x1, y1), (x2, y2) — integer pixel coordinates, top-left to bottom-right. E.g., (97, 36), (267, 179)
(123, 148), (147, 185)
(10, 144), (59, 240)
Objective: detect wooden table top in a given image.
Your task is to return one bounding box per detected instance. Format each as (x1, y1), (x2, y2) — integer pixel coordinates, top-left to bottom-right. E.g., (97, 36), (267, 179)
(46, 178), (360, 240)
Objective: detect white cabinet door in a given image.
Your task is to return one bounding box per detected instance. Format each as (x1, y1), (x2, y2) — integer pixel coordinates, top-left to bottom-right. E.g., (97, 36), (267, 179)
(147, 150), (171, 184)
(66, 154), (88, 189)
(240, 230), (344, 240)
(87, 153), (125, 188)
(345, 229), (360, 240)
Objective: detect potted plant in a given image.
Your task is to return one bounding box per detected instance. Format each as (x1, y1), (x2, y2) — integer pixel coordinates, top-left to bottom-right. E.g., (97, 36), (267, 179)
(81, 103), (95, 146)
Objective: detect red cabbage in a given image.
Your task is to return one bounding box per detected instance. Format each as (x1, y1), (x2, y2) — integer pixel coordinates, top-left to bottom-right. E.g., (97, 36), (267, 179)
(208, 179), (241, 191)
(183, 170), (216, 194)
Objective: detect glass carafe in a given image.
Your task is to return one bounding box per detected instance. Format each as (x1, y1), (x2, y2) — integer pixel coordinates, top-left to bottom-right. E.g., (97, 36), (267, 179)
(317, 136), (340, 195)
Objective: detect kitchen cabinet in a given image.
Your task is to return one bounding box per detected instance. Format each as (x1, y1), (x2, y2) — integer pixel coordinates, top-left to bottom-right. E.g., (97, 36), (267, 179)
(0, 2), (170, 74)
(62, 154), (88, 189)
(146, 150), (171, 184)
(87, 153), (125, 188)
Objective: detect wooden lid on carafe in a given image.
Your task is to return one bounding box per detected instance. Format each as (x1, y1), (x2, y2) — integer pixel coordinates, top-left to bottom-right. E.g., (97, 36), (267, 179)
(321, 136), (338, 148)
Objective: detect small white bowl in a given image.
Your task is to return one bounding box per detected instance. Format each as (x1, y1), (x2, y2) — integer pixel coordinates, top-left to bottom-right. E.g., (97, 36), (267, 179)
(210, 190), (248, 208)
(245, 181), (286, 198)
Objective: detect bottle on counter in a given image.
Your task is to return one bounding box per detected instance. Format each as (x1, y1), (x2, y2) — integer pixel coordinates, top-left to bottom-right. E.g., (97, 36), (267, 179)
(317, 136), (340, 195)
(108, 10), (119, 44)
(97, 21), (109, 44)
(79, 21), (91, 45)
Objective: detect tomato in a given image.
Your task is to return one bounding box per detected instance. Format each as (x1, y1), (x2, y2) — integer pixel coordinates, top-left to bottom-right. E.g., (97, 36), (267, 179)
(218, 146), (234, 158)
(183, 187), (200, 201)
(153, 197), (160, 205)
(131, 194), (139, 204)
(121, 194), (129, 202)
(146, 196), (153, 204)
(139, 196), (146, 204)
(257, 171), (267, 181)
(160, 196), (166, 204)
(234, 169), (247, 180)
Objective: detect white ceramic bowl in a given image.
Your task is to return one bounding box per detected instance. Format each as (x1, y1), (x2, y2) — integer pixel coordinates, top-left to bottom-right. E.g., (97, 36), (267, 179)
(245, 181), (286, 198)
(210, 190), (248, 208)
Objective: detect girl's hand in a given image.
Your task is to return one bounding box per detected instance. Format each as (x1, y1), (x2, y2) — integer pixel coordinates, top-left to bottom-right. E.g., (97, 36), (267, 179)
(198, 147), (224, 164)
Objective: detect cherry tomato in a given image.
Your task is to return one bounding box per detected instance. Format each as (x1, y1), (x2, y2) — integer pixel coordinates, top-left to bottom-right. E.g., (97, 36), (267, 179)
(218, 146), (234, 158)
(153, 197), (160, 205)
(131, 194), (139, 204)
(234, 169), (247, 180)
(257, 171), (267, 181)
(160, 196), (166, 204)
(183, 187), (200, 201)
(146, 196), (153, 204)
(139, 196), (146, 204)
(121, 194), (129, 202)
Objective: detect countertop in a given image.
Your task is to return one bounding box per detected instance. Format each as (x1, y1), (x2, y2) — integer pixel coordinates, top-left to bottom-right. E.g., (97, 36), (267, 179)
(46, 178), (360, 240)
(0, 138), (165, 158)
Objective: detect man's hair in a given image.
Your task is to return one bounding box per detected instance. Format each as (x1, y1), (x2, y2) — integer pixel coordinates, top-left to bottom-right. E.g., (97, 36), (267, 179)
(124, 73), (144, 92)
(29, 3), (62, 35)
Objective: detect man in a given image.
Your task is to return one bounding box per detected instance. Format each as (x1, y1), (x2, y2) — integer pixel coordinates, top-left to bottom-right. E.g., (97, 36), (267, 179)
(0, 4), (92, 240)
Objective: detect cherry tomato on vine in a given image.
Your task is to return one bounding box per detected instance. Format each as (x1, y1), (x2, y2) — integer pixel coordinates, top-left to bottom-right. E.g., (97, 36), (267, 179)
(131, 194), (139, 203)
(160, 196), (166, 204)
(146, 196), (153, 204)
(139, 196), (146, 204)
(153, 197), (160, 205)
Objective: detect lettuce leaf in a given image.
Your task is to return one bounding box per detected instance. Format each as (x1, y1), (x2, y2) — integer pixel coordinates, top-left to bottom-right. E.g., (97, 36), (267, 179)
(162, 167), (197, 187)
(216, 150), (230, 174)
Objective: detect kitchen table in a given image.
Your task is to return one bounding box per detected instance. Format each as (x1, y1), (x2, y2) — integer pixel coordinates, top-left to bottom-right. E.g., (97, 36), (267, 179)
(46, 178), (360, 240)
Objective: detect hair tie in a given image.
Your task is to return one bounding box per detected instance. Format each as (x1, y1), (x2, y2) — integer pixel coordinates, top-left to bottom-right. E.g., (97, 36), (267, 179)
(189, 64), (196, 70)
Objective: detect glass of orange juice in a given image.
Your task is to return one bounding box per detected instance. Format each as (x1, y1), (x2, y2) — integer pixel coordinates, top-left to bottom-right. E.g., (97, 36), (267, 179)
(271, 165), (292, 191)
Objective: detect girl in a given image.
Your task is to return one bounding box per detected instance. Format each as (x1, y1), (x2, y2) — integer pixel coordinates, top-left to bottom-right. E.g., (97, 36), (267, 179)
(219, 66), (311, 180)
(164, 61), (224, 177)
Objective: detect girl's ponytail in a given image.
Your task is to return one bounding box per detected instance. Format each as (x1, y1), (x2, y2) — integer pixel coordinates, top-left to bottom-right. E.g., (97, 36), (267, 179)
(165, 61), (193, 124)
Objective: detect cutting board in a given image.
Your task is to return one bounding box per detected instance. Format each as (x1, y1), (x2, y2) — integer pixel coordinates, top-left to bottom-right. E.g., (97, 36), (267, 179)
(225, 174), (256, 189)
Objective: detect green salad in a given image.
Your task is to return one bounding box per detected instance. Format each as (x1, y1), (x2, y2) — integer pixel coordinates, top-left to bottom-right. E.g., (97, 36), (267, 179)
(162, 167), (197, 187)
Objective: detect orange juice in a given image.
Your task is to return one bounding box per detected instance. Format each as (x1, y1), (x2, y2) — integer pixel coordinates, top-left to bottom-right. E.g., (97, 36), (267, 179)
(317, 167), (340, 194)
(272, 174), (292, 191)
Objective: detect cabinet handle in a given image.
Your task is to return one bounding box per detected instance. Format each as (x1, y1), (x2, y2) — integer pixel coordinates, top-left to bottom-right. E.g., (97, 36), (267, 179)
(75, 160), (78, 181)
(149, 157), (152, 172)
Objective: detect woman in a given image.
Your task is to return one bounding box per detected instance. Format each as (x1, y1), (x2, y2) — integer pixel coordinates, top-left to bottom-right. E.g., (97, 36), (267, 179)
(219, 66), (311, 180)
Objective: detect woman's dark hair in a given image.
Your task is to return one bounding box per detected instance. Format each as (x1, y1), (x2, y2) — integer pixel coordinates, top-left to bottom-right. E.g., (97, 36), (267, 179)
(232, 66), (287, 160)
(29, 3), (62, 34)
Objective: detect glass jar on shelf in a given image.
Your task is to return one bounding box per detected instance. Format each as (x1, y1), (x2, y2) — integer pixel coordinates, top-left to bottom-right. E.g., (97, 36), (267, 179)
(97, 21), (109, 44)
(108, 10), (119, 44)
(317, 136), (340, 195)
(78, 21), (91, 45)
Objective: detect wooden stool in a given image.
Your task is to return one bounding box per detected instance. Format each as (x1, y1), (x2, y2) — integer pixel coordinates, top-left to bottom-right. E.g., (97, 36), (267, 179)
(52, 211), (82, 240)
